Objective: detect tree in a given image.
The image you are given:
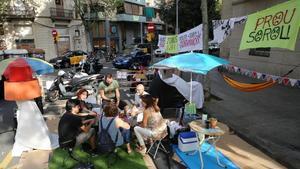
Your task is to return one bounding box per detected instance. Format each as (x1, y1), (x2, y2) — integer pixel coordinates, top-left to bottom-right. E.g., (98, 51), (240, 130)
(73, 0), (122, 52)
(0, 0), (40, 23)
(158, 0), (220, 36)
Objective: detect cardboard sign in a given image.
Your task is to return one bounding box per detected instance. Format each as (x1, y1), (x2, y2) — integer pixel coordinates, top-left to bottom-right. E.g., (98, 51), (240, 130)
(240, 0), (300, 51)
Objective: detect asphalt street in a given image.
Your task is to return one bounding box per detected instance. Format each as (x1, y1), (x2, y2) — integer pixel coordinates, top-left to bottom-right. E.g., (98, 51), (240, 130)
(204, 70), (300, 169)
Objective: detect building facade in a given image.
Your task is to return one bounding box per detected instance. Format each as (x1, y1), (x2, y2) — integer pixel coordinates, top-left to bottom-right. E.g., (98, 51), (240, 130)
(90, 0), (164, 52)
(0, 0), (87, 61)
(221, 0), (300, 79)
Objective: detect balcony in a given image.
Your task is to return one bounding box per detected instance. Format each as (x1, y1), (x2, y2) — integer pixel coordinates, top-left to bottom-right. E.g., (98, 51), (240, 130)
(50, 8), (73, 21)
(3, 8), (35, 21)
(116, 14), (146, 23)
(124, 0), (146, 6)
(84, 12), (105, 20)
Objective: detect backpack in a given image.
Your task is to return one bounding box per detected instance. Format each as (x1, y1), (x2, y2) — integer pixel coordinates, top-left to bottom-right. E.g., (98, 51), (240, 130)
(97, 116), (118, 153)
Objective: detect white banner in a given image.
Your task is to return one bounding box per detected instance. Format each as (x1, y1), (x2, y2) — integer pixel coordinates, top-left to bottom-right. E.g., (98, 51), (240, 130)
(157, 16), (247, 53)
(210, 16), (247, 44)
(158, 24), (203, 53)
(178, 24), (203, 53)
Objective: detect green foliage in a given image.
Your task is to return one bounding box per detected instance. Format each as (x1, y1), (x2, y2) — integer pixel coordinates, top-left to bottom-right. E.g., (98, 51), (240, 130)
(0, 0), (11, 22)
(158, 0), (221, 34)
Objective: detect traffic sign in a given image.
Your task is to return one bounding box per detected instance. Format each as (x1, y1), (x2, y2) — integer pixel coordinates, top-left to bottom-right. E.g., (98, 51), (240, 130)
(147, 23), (155, 32)
(52, 29), (58, 37)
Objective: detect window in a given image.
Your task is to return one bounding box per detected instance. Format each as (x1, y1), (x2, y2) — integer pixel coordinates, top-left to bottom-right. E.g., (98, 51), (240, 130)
(55, 0), (62, 5)
(123, 2), (143, 15)
(15, 39), (35, 49)
(15, 25), (33, 36)
(0, 25), (4, 35)
(249, 48), (271, 57)
(124, 3), (132, 14)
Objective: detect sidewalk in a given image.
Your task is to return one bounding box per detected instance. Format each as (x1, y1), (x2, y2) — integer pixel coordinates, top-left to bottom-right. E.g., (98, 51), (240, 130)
(15, 115), (285, 169)
(204, 70), (300, 169)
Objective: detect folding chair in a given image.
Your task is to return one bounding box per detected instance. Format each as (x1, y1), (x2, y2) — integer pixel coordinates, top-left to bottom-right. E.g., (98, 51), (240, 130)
(147, 124), (169, 159)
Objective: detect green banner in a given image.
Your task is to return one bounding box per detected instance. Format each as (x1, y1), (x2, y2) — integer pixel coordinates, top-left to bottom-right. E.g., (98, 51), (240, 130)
(240, 0), (300, 51)
(165, 35), (178, 54)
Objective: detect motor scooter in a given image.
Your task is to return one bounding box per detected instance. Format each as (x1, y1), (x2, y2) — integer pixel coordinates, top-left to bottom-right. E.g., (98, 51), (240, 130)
(46, 70), (104, 102)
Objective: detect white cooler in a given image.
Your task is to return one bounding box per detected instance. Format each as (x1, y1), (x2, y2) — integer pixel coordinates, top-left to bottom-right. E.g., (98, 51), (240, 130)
(178, 132), (198, 152)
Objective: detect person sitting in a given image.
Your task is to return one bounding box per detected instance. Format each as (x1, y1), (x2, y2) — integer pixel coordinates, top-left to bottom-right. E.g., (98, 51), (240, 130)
(126, 84), (148, 126)
(76, 89), (97, 118)
(58, 99), (96, 152)
(134, 94), (166, 155)
(99, 74), (128, 111)
(100, 102), (132, 153)
(130, 68), (148, 92)
(134, 84), (148, 109)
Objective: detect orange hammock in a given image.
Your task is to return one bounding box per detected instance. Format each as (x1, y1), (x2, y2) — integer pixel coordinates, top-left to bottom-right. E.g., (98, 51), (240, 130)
(222, 74), (276, 92)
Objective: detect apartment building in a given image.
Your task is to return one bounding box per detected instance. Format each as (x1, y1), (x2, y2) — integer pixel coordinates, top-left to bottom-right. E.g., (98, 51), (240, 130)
(90, 0), (165, 52)
(221, 0), (300, 79)
(0, 0), (87, 60)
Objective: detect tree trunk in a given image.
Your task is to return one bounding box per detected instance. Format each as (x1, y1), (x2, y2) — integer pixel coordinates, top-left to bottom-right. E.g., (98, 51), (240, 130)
(201, 0), (211, 98)
(84, 24), (93, 52)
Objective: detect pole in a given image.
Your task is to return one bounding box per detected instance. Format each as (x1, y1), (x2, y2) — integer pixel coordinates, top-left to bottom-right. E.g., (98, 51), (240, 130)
(201, 0), (209, 54)
(176, 0), (179, 34)
(190, 72), (192, 102)
(55, 42), (60, 68)
(201, 0), (211, 98)
(140, 22), (143, 44)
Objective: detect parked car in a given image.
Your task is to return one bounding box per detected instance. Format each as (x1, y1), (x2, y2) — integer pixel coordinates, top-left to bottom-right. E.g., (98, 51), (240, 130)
(49, 50), (88, 68)
(112, 50), (151, 69)
(154, 48), (166, 57)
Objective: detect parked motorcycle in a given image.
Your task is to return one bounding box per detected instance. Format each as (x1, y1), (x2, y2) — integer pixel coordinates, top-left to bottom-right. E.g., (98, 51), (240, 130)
(80, 55), (103, 74)
(46, 70), (104, 102)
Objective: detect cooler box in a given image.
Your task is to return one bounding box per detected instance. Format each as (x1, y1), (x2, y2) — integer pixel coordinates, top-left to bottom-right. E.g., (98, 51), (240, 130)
(178, 132), (198, 152)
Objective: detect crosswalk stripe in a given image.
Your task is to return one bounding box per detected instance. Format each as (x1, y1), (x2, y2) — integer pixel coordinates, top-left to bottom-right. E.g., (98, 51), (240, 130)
(0, 151), (12, 169)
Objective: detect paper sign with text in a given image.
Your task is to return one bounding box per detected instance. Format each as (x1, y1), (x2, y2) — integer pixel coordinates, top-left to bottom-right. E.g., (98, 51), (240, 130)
(239, 0), (300, 51)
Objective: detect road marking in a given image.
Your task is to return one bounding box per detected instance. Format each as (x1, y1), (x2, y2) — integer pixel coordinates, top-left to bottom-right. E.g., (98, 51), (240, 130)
(0, 151), (12, 169)
(103, 66), (109, 69)
(126, 93), (131, 97)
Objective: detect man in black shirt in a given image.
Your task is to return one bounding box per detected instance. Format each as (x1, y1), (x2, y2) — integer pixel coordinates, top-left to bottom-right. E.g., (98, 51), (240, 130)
(149, 73), (185, 109)
(58, 99), (96, 150)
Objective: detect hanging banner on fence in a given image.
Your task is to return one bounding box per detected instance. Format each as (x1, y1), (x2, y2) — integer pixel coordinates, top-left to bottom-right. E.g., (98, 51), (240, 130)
(165, 35), (178, 54)
(158, 24), (203, 53)
(158, 35), (166, 52)
(178, 24), (203, 52)
(239, 0), (300, 51)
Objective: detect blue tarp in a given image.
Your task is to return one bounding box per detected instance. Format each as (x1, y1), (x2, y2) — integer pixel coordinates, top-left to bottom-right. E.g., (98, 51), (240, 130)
(173, 142), (240, 169)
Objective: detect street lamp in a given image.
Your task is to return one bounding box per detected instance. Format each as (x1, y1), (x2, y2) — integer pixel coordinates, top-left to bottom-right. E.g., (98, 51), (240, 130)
(176, 0), (180, 34)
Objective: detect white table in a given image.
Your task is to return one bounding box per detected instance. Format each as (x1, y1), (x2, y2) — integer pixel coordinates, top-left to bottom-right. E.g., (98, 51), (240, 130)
(189, 120), (226, 169)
